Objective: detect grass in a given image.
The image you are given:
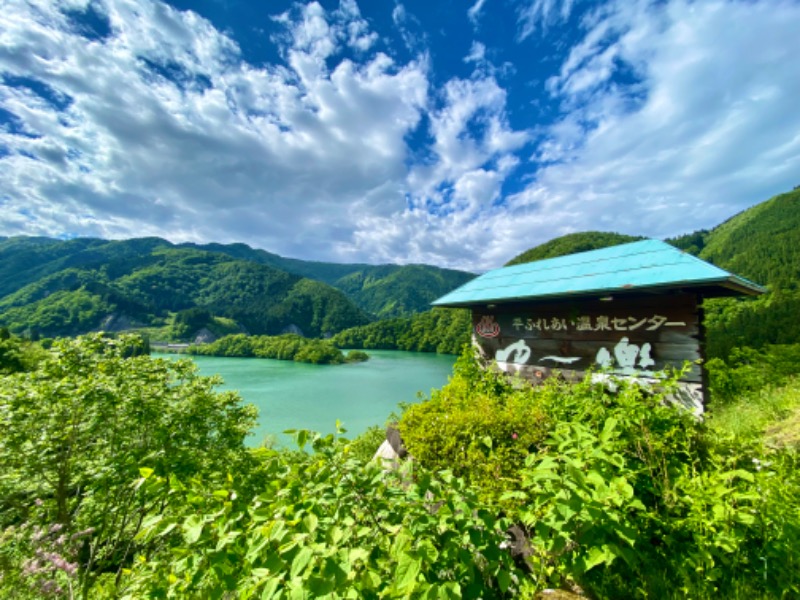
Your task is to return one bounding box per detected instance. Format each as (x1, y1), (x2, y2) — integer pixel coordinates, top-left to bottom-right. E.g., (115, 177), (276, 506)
(706, 376), (800, 445)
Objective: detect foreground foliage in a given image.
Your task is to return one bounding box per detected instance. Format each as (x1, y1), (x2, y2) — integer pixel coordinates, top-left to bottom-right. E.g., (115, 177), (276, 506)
(0, 334), (257, 597)
(1, 336), (798, 599)
(400, 351), (800, 598)
(118, 435), (519, 599)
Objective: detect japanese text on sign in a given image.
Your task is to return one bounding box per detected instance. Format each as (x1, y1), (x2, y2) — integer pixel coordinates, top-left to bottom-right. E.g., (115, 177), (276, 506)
(511, 314), (686, 333)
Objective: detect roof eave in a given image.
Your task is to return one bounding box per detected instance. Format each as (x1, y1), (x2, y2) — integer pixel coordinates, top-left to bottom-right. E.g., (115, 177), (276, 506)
(431, 276), (766, 309)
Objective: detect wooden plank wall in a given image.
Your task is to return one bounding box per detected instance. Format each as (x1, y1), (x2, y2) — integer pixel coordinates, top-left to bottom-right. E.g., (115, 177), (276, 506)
(472, 293), (706, 412)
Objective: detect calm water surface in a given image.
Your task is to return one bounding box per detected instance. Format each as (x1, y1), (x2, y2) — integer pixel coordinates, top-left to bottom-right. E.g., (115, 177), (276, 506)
(154, 350), (456, 446)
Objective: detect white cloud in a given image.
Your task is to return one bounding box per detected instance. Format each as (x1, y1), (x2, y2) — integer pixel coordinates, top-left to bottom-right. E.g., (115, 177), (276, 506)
(464, 41), (486, 64)
(0, 0), (428, 260)
(468, 0), (489, 26)
(518, 0), (579, 40)
(390, 1), (426, 54)
(351, 0), (800, 271)
(498, 0), (800, 263)
(350, 67), (530, 269)
(406, 74), (529, 204)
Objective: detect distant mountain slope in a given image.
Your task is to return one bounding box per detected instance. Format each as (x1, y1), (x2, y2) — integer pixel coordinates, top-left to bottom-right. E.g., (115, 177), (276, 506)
(698, 188), (800, 291)
(179, 241), (371, 284)
(0, 236), (472, 339)
(0, 240), (369, 339)
(666, 188), (800, 290)
(505, 232), (644, 266)
(183, 241), (475, 318)
(687, 188), (800, 357)
(0, 236), (172, 298)
(330, 265), (474, 318)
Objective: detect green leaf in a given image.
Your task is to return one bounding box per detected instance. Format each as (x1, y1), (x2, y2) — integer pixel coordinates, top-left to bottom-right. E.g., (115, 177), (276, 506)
(599, 417), (618, 443)
(497, 569), (511, 593)
(260, 577), (281, 600)
(439, 582), (462, 598)
(394, 552), (421, 593)
(139, 466), (155, 479)
(391, 532), (413, 560)
(348, 547), (370, 566)
(291, 547), (314, 579)
(726, 469), (755, 483)
(183, 515), (204, 544)
(303, 513), (319, 533)
(584, 545), (614, 572)
(416, 538), (439, 564)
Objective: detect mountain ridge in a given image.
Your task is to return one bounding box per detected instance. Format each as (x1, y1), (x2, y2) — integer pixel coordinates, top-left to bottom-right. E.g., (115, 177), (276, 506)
(0, 236), (474, 338)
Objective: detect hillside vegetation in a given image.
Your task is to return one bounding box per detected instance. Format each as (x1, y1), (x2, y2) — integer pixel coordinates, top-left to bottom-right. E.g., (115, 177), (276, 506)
(676, 188), (800, 358)
(331, 308), (471, 355)
(181, 241), (474, 318)
(0, 237), (473, 338)
(328, 265), (473, 319)
(0, 239), (369, 339)
(505, 232), (644, 266)
(187, 333), (367, 365)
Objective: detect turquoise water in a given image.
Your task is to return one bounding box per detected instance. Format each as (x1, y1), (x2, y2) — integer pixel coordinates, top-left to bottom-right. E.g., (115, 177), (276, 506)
(154, 350), (456, 446)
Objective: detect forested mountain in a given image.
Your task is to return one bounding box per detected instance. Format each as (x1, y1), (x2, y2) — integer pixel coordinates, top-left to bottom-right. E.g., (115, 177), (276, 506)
(331, 308), (471, 355)
(178, 241), (369, 285)
(698, 188), (800, 290)
(330, 264), (473, 318)
(3, 188), (797, 349)
(683, 187), (800, 357)
(0, 238), (370, 339)
(505, 231), (644, 266)
(0, 236), (472, 339)
(182, 241), (474, 317)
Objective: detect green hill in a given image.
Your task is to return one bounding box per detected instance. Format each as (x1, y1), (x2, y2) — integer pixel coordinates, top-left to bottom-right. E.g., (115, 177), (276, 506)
(505, 231), (644, 265)
(0, 236), (472, 340)
(330, 264), (474, 318)
(688, 188), (800, 357)
(0, 239), (370, 339)
(332, 307), (471, 355)
(698, 188), (800, 291)
(183, 241), (475, 318)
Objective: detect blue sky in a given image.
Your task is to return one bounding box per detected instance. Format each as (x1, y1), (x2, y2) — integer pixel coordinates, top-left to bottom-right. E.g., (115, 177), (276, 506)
(1, 0), (799, 270)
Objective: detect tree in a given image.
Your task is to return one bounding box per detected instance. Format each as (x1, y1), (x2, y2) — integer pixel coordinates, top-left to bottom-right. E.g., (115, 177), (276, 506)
(0, 334), (257, 597)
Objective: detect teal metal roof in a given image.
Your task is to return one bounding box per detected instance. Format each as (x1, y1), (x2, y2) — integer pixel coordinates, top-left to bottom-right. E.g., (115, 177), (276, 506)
(433, 239), (765, 308)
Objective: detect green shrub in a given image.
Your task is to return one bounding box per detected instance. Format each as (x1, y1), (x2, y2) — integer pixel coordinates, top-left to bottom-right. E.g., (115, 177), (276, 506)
(707, 343), (800, 403)
(400, 349), (550, 504)
(345, 349), (370, 363)
(402, 349), (800, 598)
(0, 334), (257, 597)
(116, 431), (523, 599)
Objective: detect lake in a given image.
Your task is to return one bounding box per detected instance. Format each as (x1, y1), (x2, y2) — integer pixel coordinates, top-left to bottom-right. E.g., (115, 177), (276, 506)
(154, 350), (456, 446)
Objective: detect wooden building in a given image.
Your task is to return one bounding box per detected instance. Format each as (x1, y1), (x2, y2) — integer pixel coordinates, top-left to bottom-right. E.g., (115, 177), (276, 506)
(433, 240), (764, 414)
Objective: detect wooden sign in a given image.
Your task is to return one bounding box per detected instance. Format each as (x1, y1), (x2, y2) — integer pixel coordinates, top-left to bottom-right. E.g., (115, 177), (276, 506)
(472, 293), (705, 412)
